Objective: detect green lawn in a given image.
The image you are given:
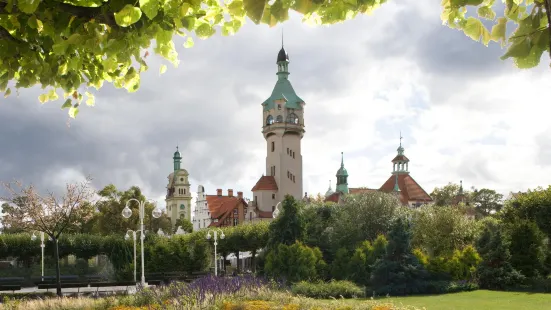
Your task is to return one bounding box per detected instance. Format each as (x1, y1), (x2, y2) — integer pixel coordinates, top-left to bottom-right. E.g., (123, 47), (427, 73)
(351, 290), (551, 310)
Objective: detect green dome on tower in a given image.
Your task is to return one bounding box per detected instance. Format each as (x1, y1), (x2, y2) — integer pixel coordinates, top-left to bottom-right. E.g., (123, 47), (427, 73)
(173, 146), (182, 159)
(335, 152), (349, 194)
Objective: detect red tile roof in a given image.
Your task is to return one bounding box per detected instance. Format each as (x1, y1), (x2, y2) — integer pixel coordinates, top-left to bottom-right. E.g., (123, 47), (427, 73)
(391, 155), (409, 162)
(251, 176), (278, 191)
(325, 192), (341, 203)
(349, 188), (378, 195)
(379, 174), (432, 205)
(206, 194), (248, 227)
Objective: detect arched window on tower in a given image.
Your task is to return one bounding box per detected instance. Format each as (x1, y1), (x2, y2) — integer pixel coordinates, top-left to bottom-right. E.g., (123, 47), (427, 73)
(266, 115), (274, 125)
(271, 141), (275, 152)
(276, 115), (283, 123)
(286, 113), (299, 124)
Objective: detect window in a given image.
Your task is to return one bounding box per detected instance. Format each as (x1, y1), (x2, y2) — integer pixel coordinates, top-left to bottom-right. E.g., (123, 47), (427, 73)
(254, 195), (257, 202)
(276, 115), (283, 123)
(180, 177), (184, 181)
(287, 171), (290, 178)
(277, 104), (281, 110)
(271, 166), (275, 176)
(286, 113), (299, 124)
(271, 141), (275, 152)
(266, 115), (274, 125)
(293, 175), (295, 182)
(184, 188), (186, 194)
(233, 218), (238, 226)
(272, 193), (275, 199)
(293, 151), (295, 159)
(287, 148), (289, 154)
(272, 206), (275, 212)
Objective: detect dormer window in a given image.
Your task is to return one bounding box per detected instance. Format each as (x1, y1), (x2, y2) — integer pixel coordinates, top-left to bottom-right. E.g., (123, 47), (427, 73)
(277, 104), (281, 110)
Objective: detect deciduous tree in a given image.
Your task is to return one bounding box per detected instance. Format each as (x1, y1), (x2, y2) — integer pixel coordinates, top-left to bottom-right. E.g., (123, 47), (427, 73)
(1, 176), (96, 296)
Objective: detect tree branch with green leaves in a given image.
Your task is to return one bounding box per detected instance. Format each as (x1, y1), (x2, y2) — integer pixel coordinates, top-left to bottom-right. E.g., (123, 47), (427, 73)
(0, 0), (389, 118)
(441, 0), (550, 69)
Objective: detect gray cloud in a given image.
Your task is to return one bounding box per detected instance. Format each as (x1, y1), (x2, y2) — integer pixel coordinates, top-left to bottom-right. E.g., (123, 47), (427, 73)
(0, 0), (544, 203)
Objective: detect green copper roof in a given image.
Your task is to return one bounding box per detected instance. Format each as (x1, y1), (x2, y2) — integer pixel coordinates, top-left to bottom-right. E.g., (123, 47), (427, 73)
(262, 78), (304, 111)
(336, 152), (348, 176)
(262, 47), (304, 111)
(173, 146), (182, 159)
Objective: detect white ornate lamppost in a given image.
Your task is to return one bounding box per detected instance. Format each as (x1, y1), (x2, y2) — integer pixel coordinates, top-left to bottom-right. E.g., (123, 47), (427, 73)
(31, 231), (45, 280)
(124, 229), (138, 282)
(206, 229), (225, 276)
(272, 201), (282, 219)
(122, 198), (162, 286)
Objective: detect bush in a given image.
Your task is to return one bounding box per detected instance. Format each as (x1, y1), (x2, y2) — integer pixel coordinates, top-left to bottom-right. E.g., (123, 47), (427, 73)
(291, 280), (364, 299)
(264, 241), (327, 283)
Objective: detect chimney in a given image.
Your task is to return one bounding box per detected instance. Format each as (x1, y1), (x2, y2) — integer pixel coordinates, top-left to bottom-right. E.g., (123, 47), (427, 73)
(228, 189), (234, 197)
(216, 189), (222, 196)
(237, 191), (243, 199)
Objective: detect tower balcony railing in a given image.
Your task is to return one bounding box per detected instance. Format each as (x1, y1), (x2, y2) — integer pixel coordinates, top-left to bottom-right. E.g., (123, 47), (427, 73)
(263, 121), (304, 133)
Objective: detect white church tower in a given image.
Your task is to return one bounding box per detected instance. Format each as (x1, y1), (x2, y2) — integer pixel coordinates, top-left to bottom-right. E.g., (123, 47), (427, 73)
(165, 147), (192, 227)
(252, 42), (305, 213)
(193, 185), (210, 231)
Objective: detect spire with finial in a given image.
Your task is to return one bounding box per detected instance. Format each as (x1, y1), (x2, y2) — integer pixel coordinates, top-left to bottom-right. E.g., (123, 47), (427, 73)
(336, 152), (349, 194)
(458, 180), (464, 195)
(392, 131), (410, 175)
(173, 146), (182, 171)
(325, 180), (334, 197)
(393, 174), (401, 193)
(276, 31), (289, 77)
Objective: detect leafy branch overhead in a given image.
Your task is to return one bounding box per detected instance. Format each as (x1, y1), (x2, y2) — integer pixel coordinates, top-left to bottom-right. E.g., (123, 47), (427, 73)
(0, 0), (549, 118)
(0, 0), (389, 117)
(441, 0), (551, 69)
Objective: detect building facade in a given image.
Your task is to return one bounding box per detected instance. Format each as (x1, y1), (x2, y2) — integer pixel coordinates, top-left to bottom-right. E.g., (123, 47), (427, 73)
(251, 44), (306, 215)
(326, 137), (433, 207)
(165, 147), (192, 227)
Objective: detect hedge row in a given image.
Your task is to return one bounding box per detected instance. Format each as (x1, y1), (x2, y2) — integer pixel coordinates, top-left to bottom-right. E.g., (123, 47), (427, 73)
(0, 222), (270, 277)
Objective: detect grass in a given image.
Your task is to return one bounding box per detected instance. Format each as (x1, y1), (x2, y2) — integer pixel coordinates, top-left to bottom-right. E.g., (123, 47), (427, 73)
(346, 290), (551, 310)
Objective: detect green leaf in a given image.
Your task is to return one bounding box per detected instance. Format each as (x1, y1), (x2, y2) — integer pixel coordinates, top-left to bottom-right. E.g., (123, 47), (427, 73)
(514, 44), (545, 69)
(69, 106), (79, 118)
(140, 0), (159, 20)
(17, 0), (41, 14)
(85, 91), (95, 107)
(159, 64), (167, 75)
(61, 99), (72, 109)
(477, 6), (495, 20)
(490, 17), (507, 46)
(48, 89), (58, 101)
(38, 93), (48, 104)
(501, 38), (531, 60)
(462, 17), (491, 46)
(183, 36), (194, 48)
(195, 22), (216, 39)
(114, 5), (143, 27)
(58, 62), (68, 75)
(244, 0), (267, 24)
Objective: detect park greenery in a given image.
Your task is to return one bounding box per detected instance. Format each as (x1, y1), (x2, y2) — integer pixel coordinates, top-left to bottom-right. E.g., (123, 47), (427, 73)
(2, 178), (551, 304)
(0, 0), (548, 117)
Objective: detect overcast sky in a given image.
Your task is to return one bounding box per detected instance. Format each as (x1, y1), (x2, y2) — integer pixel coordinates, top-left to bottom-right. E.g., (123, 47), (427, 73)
(1, 0), (550, 209)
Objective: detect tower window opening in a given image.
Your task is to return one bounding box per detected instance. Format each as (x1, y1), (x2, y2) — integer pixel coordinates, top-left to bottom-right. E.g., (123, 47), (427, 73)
(271, 141), (275, 152)
(266, 115), (274, 125)
(286, 113), (299, 124)
(276, 115), (283, 123)
(272, 193), (275, 199)
(184, 188), (186, 194)
(293, 151), (295, 158)
(293, 175), (295, 182)
(287, 148), (289, 154)
(278, 104), (281, 110)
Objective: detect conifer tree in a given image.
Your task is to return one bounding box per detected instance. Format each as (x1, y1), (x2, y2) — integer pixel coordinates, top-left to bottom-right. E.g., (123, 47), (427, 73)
(370, 217), (429, 296)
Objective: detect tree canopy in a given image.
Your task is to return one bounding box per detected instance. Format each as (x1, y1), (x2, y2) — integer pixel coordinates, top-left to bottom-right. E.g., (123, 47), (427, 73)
(0, 0), (548, 117)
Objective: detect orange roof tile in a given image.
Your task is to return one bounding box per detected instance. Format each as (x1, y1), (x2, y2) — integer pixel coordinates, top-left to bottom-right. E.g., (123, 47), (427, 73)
(325, 192), (341, 203)
(349, 188), (378, 195)
(379, 174), (432, 205)
(251, 176), (278, 191)
(206, 195), (248, 222)
(391, 155), (409, 162)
